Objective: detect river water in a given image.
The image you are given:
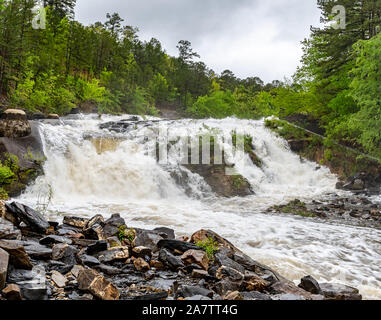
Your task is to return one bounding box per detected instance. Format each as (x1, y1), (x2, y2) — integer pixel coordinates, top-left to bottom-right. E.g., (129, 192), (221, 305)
(17, 114), (381, 299)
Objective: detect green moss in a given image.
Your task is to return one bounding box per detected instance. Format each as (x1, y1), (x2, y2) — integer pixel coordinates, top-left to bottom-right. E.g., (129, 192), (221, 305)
(196, 237), (219, 260)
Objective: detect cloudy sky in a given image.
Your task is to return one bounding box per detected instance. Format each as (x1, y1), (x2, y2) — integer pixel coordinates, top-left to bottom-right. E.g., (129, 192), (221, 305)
(75, 0), (322, 83)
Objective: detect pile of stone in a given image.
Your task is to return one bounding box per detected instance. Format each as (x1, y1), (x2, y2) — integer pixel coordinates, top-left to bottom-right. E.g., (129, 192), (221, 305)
(0, 200), (362, 301)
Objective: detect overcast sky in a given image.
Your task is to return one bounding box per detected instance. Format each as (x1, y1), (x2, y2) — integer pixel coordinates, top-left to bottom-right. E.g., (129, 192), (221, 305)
(75, 0), (321, 83)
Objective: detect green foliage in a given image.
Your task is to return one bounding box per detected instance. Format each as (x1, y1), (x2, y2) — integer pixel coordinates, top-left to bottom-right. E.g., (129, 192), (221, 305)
(117, 225), (136, 243)
(0, 165), (14, 184)
(196, 237), (219, 260)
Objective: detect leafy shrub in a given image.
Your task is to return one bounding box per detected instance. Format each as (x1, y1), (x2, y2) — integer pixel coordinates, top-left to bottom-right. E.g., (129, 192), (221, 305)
(196, 237), (219, 260)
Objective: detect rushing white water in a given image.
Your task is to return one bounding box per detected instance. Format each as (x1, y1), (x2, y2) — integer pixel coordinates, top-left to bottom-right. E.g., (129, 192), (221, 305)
(18, 114), (381, 299)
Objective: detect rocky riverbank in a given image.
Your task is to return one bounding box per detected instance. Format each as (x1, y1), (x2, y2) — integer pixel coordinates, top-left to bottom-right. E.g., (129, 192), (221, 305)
(267, 195), (381, 229)
(0, 201), (363, 301)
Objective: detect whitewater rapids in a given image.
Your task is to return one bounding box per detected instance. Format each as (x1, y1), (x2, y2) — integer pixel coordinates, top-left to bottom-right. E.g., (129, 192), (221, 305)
(17, 114), (381, 299)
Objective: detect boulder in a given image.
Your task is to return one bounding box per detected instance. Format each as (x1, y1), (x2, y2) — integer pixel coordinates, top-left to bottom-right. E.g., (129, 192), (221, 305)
(0, 217), (21, 240)
(191, 269), (209, 279)
(242, 275), (270, 292)
(0, 248), (9, 289)
(224, 291), (244, 300)
(86, 240), (108, 256)
(134, 258), (150, 272)
(190, 229), (239, 253)
(83, 215), (106, 240)
(78, 254), (100, 267)
(157, 239), (200, 253)
(270, 281), (312, 299)
(0, 109), (31, 138)
(0, 240), (33, 269)
(298, 275), (322, 294)
(51, 244), (79, 265)
(319, 283), (362, 300)
(47, 114), (59, 120)
(97, 247), (129, 264)
(216, 266), (245, 282)
(7, 265), (47, 300)
(158, 248), (184, 271)
(62, 216), (89, 229)
(39, 235), (73, 246)
(2, 284), (22, 300)
(95, 264), (121, 276)
(47, 261), (72, 275)
(5, 202), (50, 234)
(51, 270), (67, 288)
(103, 213), (126, 238)
(77, 268), (120, 300)
(175, 285), (214, 299)
(181, 250), (209, 271)
(134, 231), (164, 252)
(213, 279), (242, 296)
(214, 252), (245, 274)
(154, 227), (175, 239)
(132, 246), (152, 259)
(20, 240), (52, 260)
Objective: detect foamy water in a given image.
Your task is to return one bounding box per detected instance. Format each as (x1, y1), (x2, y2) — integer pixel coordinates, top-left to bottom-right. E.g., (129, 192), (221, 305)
(17, 114), (381, 299)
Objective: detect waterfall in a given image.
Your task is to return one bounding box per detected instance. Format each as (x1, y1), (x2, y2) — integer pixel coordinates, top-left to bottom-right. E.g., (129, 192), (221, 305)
(17, 114), (381, 300)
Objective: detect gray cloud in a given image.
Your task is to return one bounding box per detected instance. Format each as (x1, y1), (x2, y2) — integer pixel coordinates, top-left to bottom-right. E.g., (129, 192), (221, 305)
(75, 0), (321, 82)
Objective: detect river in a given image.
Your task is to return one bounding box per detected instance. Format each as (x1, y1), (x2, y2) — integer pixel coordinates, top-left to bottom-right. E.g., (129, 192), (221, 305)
(17, 114), (381, 299)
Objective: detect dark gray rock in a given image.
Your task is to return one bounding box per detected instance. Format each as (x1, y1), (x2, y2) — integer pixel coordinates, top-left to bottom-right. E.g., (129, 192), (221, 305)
(39, 235), (73, 246)
(158, 248), (184, 271)
(86, 240), (108, 255)
(51, 244), (79, 266)
(241, 291), (272, 300)
(298, 275), (322, 294)
(213, 279), (241, 296)
(130, 292), (169, 300)
(0, 218), (21, 240)
(47, 261), (72, 275)
(214, 252), (245, 274)
(319, 283), (362, 300)
(103, 214), (126, 238)
(78, 254), (100, 267)
(154, 227), (175, 240)
(97, 247), (129, 264)
(62, 216), (89, 229)
(184, 295), (212, 301)
(5, 202), (50, 234)
(157, 239), (200, 253)
(175, 285), (214, 299)
(134, 231), (164, 251)
(0, 240), (33, 269)
(95, 264), (121, 276)
(0, 248), (9, 289)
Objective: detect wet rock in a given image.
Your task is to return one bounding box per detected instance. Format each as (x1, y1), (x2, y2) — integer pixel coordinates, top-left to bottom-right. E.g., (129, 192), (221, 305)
(184, 295), (212, 301)
(78, 254), (100, 267)
(175, 285), (213, 299)
(190, 229), (239, 253)
(272, 294), (307, 300)
(68, 291), (94, 300)
(103, 213), (126, 238)
(77, 268), (120, 300)
(130, 292), (169, 300)
(298, 275), (322, 294)
(21, 241), (52, 260)
(47, 114), (59, 120)
(191, 269), (209, 279)
(134, 231), (164, 252)
(319, 283), (362, 300)
(8, 265), (47, 300)
(39, 235), (73, 246)
(107, 236), (122, 248)
(242, 275), (270, 292)
(83, 215), (106, 240)
(224, 291), (243, 300)
(51, 244), (79, 265)
(0, 248), (9, 289)
(132, 246), (152, 259)
(62, 216), (89, 229)
(5, 202), (50, 234)
(86, 240), (108, 256)
(47, 261), (72, 275)
(70, 265), (85, 278)
(215, 252), (245, 274)
(149, 260), (165, 270)
(134, 258), (150, 272)
(2, 284), (22, 300)
(185, 165), (253, 197)
(270, 281), (312, 299)
(158, 248), (184, 271)
(154, 227), (175, 240)
(96, 264), (121, 276)
(97, 247), (129, 263)
(241, 291), (272, 300)
(214, 279), (241, 296)
(0, 240), (33, 269)
(51, 270), (67, 288)
(0, 217), (22, 240)
(157, 239), (200, 253)
(181, 250), (209, 271)
(0, 109), (31, 138)
(216, 266), (245, 282)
